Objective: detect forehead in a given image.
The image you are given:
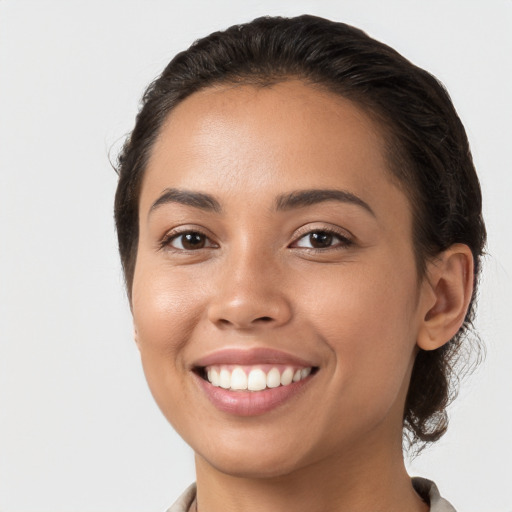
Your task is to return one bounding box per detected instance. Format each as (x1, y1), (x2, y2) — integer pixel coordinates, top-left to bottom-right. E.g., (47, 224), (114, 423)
(141, 80), (409, 221)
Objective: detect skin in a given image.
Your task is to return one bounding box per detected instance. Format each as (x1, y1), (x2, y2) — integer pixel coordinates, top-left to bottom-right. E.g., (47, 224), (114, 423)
(132, 81), (473, 512)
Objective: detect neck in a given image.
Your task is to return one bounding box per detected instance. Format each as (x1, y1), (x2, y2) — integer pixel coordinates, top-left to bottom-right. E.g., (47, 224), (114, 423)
(193, 434), (428, 512)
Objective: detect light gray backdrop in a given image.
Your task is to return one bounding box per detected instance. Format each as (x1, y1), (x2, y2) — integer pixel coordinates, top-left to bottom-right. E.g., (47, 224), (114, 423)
(0, 1), (510, 511)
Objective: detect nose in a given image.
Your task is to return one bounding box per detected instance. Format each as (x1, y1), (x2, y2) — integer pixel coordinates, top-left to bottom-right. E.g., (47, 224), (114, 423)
(207, 249), (293, 331)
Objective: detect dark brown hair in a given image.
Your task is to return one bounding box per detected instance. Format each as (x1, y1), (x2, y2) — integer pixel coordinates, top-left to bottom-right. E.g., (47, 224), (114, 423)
(114, 14), (486, 450)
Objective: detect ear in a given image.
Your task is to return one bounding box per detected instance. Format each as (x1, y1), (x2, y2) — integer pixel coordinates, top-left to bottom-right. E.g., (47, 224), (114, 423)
(417, 244), (474, 351)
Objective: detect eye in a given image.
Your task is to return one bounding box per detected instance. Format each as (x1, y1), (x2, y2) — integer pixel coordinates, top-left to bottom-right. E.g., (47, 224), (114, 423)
(292, 229), (352, 250)
(161, 231), (217, 251)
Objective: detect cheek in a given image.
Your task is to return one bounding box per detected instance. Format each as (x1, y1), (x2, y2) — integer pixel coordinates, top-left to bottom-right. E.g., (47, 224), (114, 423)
(132, 264), (204, 351)
(299, 259), (420, 391)
(301, 256), (417, 328)
(131, 261), (208, 407)
(131, 264), (208, 429)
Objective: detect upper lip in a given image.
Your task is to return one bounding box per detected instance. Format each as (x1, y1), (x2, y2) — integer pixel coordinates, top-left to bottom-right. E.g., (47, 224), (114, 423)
(191, 347), (318, 369)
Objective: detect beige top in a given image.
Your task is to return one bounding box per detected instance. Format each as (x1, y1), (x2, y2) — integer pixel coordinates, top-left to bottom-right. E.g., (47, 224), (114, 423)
(166, 477), (456, 512)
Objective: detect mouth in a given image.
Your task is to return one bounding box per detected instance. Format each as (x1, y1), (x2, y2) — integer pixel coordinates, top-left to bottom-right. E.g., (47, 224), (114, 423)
(191, 348), (320, 415)
(194, 364), (318, 392)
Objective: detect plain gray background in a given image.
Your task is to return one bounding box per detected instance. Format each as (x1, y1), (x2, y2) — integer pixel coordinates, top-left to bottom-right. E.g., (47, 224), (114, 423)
(0, 1), (511, 511)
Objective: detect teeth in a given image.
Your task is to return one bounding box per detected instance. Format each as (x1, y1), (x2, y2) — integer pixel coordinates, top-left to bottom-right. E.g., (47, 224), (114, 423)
(300, 367), (311, 379)
(266, 367), (281, 388)
(247, 368), (267, 391)
(230, 367), (248, 390)
(219, 368), (231, 389)
(281, 367), (294, 386)
(204, 365), (314, 391)
(210, 368), (220, 387)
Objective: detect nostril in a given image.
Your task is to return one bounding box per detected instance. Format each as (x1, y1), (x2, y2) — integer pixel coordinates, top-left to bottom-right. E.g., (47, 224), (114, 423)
(215, 316), (275, 329)
(208, 292), (292, 330)
(256, 316), (273, 323)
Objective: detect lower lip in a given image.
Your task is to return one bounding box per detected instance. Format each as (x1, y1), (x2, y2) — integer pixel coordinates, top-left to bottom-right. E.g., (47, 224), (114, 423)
(194, 373), (314, 416)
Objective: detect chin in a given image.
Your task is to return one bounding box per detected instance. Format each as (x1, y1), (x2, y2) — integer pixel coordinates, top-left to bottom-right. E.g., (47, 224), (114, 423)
(201, 451), (305, 480)
(194, 434), (313, 479)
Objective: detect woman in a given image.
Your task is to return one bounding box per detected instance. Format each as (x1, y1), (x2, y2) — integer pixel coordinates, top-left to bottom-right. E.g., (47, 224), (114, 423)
(114, 15), (485, 512)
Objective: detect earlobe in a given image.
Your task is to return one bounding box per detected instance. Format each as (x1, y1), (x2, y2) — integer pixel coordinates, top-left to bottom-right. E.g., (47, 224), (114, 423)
(417, 244), (474, 351)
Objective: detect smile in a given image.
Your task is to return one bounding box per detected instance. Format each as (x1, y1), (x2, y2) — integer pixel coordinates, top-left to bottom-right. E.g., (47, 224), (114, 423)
(203, 365), (314, 391)
(191, 349), (319, 416)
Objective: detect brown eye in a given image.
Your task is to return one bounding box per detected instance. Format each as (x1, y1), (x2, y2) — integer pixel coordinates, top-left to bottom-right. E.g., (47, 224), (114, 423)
(181, 233), (206, 249)
(167, 231), (214, 251)
(293, 230), (351, 250)
(309, 232), (334, 248)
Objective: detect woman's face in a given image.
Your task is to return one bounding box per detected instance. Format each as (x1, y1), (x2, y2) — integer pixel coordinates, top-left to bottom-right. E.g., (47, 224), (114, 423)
(132, 81), (430, 477)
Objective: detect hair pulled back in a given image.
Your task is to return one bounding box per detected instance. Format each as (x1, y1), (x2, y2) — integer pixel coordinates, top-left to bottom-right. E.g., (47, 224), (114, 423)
(114, 14), (486, 450)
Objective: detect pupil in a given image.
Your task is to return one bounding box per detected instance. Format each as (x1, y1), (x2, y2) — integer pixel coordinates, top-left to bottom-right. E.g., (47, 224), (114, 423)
(183, 233), (205, 249)
(310, 232), (332, 248)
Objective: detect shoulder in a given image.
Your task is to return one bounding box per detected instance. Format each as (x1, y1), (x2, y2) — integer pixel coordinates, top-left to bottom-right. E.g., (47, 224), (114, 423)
(412, 477), (457, 512)
(165, 483), (196, 512)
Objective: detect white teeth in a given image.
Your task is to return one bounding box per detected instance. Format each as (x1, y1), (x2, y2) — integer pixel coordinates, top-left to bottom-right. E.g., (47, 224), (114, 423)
(248, 369), (267, 391)
(300, 367), (311, 379)
(266, 367), (281, 388)
(205, 365), (314, 390)
(230, 367), (248, 390)
(219, 368), (231, 389)
(210, 368), (220, 387)
(280, 367), (294, 386)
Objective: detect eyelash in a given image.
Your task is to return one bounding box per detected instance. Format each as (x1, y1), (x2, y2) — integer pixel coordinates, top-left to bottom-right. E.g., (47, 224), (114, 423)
(159, 227), (353, 253)
(159, 229), (217, 252)
(290, 228), (353, 251)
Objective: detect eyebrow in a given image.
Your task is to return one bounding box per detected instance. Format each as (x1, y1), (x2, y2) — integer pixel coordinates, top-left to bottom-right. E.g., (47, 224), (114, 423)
(149, 187), (375, 217)
(275, 189), (375, 216)
(149, 188), (222, 215)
